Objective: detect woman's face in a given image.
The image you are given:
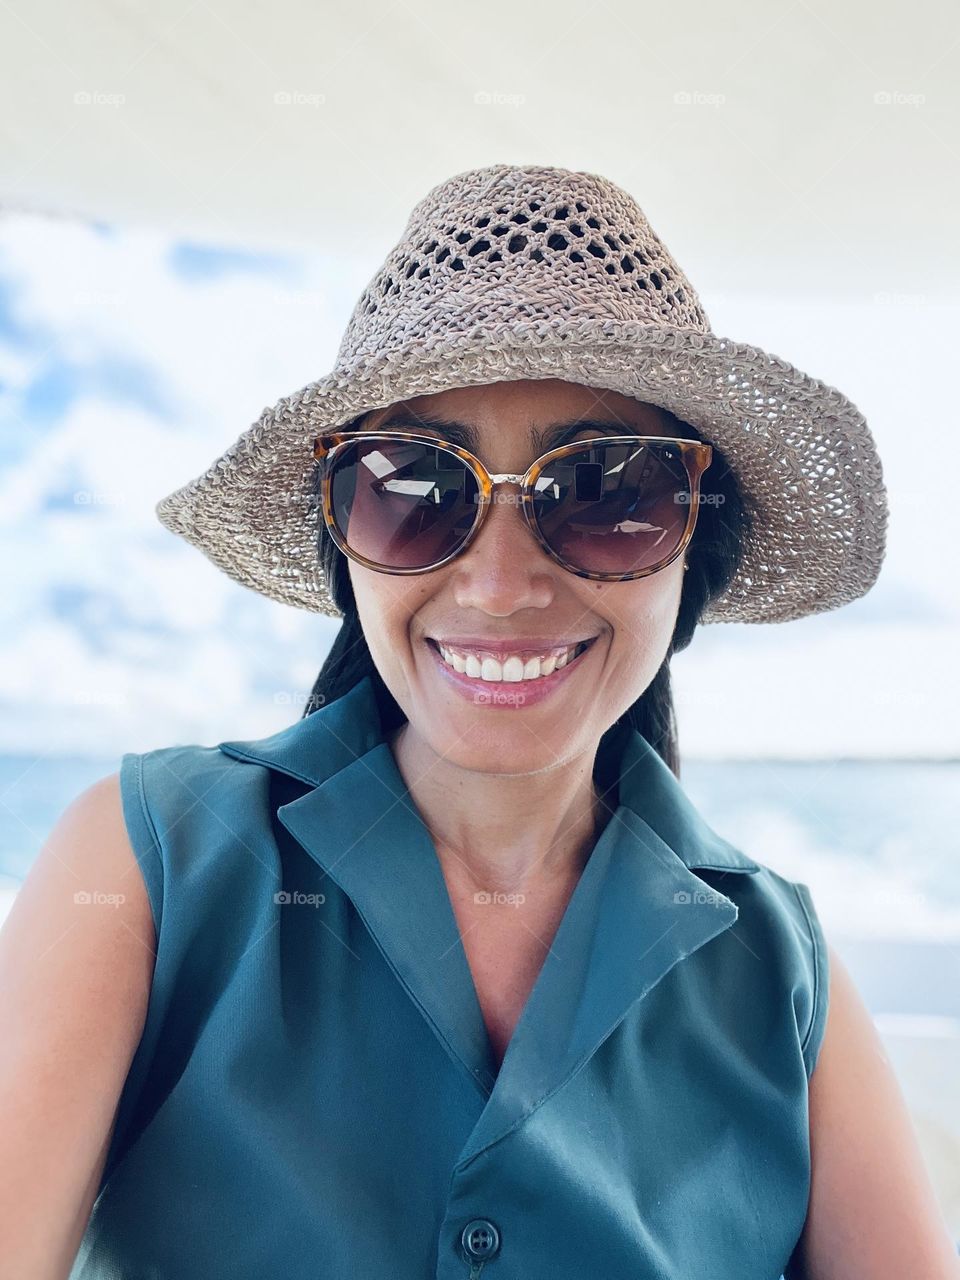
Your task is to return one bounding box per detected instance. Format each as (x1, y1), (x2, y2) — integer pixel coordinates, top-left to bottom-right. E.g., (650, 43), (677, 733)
(348, 378), (688, 773)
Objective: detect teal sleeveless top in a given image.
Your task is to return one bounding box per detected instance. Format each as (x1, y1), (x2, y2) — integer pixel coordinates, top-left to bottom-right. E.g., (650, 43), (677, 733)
(70, 674), (829, 1280)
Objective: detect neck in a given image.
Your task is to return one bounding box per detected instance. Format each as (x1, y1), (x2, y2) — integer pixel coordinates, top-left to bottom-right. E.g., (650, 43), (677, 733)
(387, 721), (614, 896)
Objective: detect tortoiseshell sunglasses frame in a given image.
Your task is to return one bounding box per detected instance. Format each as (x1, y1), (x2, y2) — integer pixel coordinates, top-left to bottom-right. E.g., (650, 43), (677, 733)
(312, 430), (713, 583)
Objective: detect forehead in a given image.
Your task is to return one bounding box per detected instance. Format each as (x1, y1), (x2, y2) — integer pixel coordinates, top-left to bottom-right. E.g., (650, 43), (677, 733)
(363, 378), (673, 439)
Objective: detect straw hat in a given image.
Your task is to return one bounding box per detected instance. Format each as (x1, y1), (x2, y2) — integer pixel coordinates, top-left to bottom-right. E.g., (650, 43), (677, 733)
(155, 162), (888, 624)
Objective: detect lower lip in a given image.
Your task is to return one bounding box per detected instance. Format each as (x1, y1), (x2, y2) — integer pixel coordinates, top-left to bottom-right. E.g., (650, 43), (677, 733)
(425, 639), (597, 709)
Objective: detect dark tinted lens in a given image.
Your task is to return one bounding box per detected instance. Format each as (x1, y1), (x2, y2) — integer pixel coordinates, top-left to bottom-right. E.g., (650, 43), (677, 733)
(532, 440), (692, 575)
(327, 438), (479, 569)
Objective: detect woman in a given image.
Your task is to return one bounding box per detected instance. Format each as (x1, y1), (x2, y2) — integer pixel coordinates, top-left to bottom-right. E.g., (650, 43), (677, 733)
(2, 164), (957, 1279)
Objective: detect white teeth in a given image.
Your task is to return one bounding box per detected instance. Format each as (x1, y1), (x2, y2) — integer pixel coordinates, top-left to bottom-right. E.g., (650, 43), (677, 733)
(480, 657), (501, 681)
(501, 656), (525, 682)
(436, 642), (587, 682)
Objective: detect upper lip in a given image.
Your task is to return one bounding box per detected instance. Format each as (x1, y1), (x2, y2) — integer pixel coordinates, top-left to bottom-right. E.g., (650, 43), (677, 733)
(427, 635), (598, 655)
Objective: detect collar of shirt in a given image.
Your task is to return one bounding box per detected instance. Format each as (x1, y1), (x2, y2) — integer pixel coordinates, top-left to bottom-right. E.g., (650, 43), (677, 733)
(217, 676), (760, 1168)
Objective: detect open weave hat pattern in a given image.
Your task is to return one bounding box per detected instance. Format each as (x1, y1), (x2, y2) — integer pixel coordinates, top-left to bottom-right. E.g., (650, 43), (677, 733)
(156, 163), (888, 624)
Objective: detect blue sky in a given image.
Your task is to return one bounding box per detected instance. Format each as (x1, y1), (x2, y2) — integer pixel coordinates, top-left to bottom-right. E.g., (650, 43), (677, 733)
(0, 211), (956, 759)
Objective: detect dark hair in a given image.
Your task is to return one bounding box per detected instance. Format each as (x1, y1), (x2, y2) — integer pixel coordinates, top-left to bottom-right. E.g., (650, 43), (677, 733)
(302, 406), (753, 780)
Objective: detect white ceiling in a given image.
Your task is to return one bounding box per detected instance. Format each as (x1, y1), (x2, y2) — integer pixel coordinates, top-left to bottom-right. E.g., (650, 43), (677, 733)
(1, 0), (957, 300)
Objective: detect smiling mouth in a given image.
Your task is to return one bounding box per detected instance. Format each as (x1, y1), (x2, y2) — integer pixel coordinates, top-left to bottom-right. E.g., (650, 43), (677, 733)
(426, 636), (598, 683)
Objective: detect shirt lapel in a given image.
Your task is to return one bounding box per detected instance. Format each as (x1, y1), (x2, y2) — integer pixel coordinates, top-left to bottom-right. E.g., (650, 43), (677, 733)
(217, 676), (760, 1162)
(219, 679), (501, 1094)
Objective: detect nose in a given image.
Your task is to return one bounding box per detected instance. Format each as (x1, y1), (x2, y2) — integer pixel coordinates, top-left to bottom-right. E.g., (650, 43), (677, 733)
(450, 480), (556, 613)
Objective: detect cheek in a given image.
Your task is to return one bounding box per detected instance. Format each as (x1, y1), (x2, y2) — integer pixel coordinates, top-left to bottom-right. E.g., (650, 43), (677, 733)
(347, 564), (425, 680)
(604, 567), (684, 670)
(347, 565), (396, 665)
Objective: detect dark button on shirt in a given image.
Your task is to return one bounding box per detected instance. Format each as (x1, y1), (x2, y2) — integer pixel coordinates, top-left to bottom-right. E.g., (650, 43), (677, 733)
(461, 1217), (501, 1263)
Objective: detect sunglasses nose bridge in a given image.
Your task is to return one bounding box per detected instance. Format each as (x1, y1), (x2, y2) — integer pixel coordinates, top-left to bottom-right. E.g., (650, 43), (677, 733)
(469, 471), (540, 553)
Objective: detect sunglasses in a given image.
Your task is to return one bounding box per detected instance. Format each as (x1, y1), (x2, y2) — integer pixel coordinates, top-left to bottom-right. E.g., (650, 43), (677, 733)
(312, 430), (713, 582)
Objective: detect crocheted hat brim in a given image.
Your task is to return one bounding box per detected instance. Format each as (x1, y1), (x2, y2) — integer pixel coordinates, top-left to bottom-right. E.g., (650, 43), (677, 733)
(155, 320), (888, 625)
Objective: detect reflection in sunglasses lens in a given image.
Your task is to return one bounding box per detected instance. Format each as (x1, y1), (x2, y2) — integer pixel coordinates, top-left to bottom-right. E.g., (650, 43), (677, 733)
(533, 442), (690, 575)
(330, 439), (479, 569)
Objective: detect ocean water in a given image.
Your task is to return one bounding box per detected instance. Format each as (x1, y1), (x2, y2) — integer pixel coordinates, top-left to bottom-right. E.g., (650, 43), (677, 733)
(681, 758), (960, 1023)
(682, 758), (960, 941)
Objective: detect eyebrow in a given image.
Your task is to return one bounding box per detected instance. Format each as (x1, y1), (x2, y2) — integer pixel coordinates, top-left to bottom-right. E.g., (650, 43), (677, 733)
(374, 410), (648, 454)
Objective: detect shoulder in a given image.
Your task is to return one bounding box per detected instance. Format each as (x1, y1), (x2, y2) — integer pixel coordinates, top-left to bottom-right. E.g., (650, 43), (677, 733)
(122, 738), (255, 805)
(790, 941), (960, 1277)
(121, 738), (274, 833)
(117, 741), (282, 937)
(11, 767), (156, 952)
(0, 771), (158, 1271)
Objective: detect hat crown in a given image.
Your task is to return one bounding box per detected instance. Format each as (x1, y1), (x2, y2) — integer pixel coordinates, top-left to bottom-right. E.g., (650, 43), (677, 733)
(336, 164), (712, 365)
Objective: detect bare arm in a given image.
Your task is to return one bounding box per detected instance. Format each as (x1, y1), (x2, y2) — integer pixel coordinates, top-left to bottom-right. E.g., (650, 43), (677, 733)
(0, 772), (156, 1280)
(786, 942), (960, 1280)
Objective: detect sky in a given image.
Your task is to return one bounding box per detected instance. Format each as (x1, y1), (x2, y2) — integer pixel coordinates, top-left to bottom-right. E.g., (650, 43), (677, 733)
(1, 209), (957, 760)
